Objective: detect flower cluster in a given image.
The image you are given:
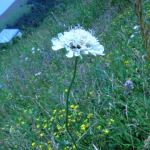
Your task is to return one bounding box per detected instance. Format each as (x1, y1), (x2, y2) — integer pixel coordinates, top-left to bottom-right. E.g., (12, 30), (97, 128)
(51, 26), (104, 58)
(124, 80), (134, 94)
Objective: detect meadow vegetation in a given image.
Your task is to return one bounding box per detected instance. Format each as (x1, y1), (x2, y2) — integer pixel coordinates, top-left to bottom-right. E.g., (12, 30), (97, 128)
(0, 0), (150, 149)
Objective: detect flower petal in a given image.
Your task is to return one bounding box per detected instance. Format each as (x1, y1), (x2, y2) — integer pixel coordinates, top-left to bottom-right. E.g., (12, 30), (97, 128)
(89, 50), (105, 55)
(81, 50), (89, 54)
(52, 45), (63, 51)
(93, 44), (104, 51)
(51, 38), (64, 50)
(51, 38), (60, 45)
(58, 33), (64, 40)
(66, 51), (73, 58)
(74, 49), (80, 56)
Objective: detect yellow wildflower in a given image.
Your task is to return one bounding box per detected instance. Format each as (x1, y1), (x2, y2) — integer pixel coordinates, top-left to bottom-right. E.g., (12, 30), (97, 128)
(87, 113), (93, 118)
(109, 121), (112, 125)
(40, 133), (44, 137)
(123, 61), (129, 65)
(104, 129), (109, 134)
(18, 117), (22, 121)
(97, 126), (101, 131)
(110, 119), (115, 123)
(53, 132), (57, 136)
(24, 110), (27, 113)
(89, 91), (93, 95)
(47, 147), (52, 150)
(73, 145), (76, 149)
(58, 110), (62, 114)
(109, 119), (115, 125)
(70, 105), (75, 109)
(74, 105), (79, 109)
(84, 119), (88, 122)
(43, 124), (47, 128)
(81, 124), (86, 131)
(57, 125), (62, 130)
(36, 118), (40, 121)
(59, 115), (63, 118)
(64, 146), (70, 150)
(64, 89), (68, 93)
(47, 141), (52, 144)
(32, 142), (35, 146)
(50, 117), (54, 122)
(85, 123), (89, 128)
(71, 119), (76, 122)
(62, 109), (65, 112)
(37, 125), (40, 128)
(116, 51), (119, 54)
(53, 109), (57, 115)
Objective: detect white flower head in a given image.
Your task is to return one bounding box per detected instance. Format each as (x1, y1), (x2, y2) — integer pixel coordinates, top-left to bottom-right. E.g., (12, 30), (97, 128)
(35, 72), (41, 76)
(32, 47), (35, 51)
(25, 57), (28, 61)
(130, 34), (135, 38)
(51, 26), (104, 58)
(133, 25), (140, 30)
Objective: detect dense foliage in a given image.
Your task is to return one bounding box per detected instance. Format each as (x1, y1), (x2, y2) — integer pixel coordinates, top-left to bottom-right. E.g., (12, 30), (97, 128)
(7, 0), (56, 29)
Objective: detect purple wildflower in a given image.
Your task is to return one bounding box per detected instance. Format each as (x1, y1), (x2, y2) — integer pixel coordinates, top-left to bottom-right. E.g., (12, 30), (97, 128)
(124, 80), (134, 94)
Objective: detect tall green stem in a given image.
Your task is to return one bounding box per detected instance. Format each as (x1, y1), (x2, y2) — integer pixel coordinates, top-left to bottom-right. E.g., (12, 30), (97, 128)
(66, 57), (78, 150)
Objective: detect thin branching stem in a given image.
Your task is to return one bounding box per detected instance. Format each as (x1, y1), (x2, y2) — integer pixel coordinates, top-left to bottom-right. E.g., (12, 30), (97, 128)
(66, 57), (78, 150)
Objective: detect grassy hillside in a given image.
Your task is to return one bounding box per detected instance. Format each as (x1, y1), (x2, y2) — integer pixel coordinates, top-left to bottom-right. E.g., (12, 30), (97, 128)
(0, 0), (31, 31)
(0, 0), (150, 149)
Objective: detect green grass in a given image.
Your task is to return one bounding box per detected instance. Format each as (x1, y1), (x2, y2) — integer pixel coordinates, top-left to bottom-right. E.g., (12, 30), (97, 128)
(0, 0), (150, 149)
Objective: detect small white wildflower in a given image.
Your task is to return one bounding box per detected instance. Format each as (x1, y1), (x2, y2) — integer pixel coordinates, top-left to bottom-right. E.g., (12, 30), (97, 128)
(37, 48), (40, 51)
(109, 102), (113, 107)
(130, 34), (135, 38)
(25, 57), (28, 61)
(35, 72), (41, 76)
(31, 47), (35, 54)
(51, 26), (104, 58)
(133, 25), (140, 30)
